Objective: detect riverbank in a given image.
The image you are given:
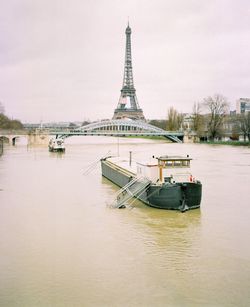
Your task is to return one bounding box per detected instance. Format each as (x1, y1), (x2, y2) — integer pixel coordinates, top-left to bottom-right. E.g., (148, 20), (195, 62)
(123, 135), (250, 146)
(201, 141), (250, 147)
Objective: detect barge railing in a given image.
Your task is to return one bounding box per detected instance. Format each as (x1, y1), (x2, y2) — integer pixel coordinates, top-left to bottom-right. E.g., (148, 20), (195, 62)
(110, 177), (151, 208)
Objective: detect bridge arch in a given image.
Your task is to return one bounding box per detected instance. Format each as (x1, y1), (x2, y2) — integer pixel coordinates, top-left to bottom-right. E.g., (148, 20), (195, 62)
(78, 119), (165, 133)
(0, 135), (22, 145)
(60, 119), (183, 143)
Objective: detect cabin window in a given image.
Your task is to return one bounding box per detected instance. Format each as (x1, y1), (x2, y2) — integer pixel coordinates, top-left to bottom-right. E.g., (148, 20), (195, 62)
(181, 160), (190, 167)
(158, 159), (190, 168)
(174, 161), (181, 166)
(159, 161), (165, 167)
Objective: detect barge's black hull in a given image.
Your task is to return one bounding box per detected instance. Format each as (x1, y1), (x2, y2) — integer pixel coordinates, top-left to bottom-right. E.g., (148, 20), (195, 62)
(101, 159), (202, 211)
(147, 182), (201, 210)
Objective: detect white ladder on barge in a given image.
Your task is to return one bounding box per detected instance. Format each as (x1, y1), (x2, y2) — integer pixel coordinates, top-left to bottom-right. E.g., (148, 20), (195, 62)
(110, 177), (151, 208)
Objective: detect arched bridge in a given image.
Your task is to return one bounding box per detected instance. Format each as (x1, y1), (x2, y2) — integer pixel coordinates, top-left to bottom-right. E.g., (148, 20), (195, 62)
(0, 129), (28, 145)
(52, 119), (183, 143)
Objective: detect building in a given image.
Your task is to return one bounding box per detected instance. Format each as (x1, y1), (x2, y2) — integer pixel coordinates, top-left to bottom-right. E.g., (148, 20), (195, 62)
(236, 98), (250, 114)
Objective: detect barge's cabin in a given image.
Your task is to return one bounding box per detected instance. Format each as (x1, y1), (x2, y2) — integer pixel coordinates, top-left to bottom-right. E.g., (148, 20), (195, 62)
(136, 155), (193, 184)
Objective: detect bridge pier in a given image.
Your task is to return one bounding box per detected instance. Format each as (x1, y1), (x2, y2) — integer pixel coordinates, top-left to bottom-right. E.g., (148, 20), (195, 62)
(183, 132), (199, 143)
(0, 139), (3, 155)
(28, 132), (49, 146)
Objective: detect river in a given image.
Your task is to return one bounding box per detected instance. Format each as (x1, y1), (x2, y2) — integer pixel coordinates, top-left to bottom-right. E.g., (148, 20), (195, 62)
(0, 137), (250, 306)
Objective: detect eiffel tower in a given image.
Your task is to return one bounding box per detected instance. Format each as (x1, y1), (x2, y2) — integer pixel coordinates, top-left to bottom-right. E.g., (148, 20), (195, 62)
(113, 24), (145, 121)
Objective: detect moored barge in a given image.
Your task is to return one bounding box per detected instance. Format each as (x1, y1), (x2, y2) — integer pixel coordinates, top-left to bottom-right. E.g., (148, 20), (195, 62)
(101, 155), (202, 211)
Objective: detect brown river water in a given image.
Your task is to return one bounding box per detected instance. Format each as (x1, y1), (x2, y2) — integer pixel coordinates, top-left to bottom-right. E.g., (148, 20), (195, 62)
(0, 137), (250, 307)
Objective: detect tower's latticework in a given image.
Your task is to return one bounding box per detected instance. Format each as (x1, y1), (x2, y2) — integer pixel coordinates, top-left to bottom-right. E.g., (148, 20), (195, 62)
(113, 24), (145, 121)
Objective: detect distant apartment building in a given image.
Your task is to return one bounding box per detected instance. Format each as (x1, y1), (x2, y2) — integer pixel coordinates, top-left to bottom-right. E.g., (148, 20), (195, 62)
(236, 98), (250, 114)
(181, 114), (193, 131)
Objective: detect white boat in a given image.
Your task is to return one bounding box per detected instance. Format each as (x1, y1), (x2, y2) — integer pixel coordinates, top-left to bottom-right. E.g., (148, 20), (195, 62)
(48, 138), (65, 152)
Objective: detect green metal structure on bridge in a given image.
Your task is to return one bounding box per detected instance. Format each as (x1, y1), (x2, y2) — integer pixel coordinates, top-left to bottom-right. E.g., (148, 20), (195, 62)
(0, 120), (184, 145)
(51, 119), (183, 143)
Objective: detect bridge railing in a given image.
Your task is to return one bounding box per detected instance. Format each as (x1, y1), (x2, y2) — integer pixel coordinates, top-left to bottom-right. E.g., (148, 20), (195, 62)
(49, 130), (183, 136)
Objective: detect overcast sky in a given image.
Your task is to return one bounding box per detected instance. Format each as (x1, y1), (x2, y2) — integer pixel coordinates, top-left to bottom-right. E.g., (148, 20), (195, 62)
(1, 0), (250, 123)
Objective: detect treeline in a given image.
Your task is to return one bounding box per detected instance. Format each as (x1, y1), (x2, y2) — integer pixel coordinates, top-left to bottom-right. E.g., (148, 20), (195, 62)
(149, 94), (250, 142)
(0, 113), (23, 129)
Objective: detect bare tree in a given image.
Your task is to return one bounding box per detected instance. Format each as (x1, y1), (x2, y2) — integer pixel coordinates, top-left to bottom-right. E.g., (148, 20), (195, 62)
(203, 94), (229, 140)
(0, 101), (5, 114)
(238, 112), (250, 142)
(148, 119), (167, 130)
(166, 107), (183, 131)
(192, 102), (204, 136)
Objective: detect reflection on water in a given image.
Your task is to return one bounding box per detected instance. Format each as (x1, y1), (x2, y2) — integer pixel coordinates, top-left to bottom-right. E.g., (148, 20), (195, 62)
(0, 137), (250, 306)
(102, 176), (202, 272)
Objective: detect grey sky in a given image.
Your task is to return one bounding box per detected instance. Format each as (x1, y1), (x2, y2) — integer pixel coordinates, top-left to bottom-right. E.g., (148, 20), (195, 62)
(1, 0), (250, 122)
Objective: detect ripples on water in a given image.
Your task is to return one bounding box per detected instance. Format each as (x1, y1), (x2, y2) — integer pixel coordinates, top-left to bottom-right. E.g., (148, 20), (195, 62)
(0, 137), (250, 306)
